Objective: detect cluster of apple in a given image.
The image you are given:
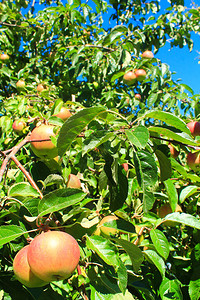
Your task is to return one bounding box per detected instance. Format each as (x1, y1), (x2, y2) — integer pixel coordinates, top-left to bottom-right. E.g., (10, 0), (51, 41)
(186, 121), (200, 171)
(13, 230), (80, 288)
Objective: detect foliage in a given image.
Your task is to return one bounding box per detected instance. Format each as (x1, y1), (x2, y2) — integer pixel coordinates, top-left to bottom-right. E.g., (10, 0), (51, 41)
(0, 0), (200, 299)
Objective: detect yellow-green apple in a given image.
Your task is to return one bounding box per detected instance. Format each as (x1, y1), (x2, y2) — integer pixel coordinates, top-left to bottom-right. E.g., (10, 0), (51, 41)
(93, 81), (99, 89)
(67, 174), (81, 189)
(187, 121), (200, 137)
(16, 80), (25, 90)
(30, 124), (58, 159)
(27, 231), (80, 282)
(54, 107), (71, 121)
(0, 53), (10, 61)
(13, 245), (48, 288)
(135, 93), (141, 100)
(135, 69), (147, 82)
(123, 71), (137, 86)
(12, 119), (26, 135)
(187, 151), (200, 171)
(94, 215), (119, 237)
(142, 50), (154, 59)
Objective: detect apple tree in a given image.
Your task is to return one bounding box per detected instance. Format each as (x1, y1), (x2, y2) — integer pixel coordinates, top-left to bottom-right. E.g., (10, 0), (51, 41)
(0, 0), (200, 299)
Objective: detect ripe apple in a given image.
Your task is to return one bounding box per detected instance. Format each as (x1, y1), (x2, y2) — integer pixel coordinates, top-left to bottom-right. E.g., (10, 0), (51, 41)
(122, 163), (128, 172)
(67, 174), (81, 189)
(13, 245), (48, 288)
(135, 69), (147, 82)
(12, 119), (26, 135)
(168, 144), (179, 159)
(27, 231), (80, 282)
(123, 71), (137, 86)
(187, 121), (200, 137)
(16, 80), (25, 90)
(95, 215), (119, 237)
(187, 151), (200, 171)
(0, 53), (10, 61)
(30, 124), (58, 159)
(142, 50), (154, 59)
(134, 93), (141, 100)
(37, 83), (47, 93)
(54, 107), (71, 121)
(158, 203), (182, 226)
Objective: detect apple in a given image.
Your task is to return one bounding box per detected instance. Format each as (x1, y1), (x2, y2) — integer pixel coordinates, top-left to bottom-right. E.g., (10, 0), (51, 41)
(67, 174), (81, 189)
(30, 124), (58, 159)
(122, 163), (128, 172)
(142, 50), (154, 59)
(12, 119), (26, 135)
(123, 71), (137, 86)
(54, 107), (71, 121)
(27, 231), (80, 282)
(187, 151), (200, 171)
(13, 245), (48, 288)
(37, 83), (47, 92)
(0, 53), (9, 61)
(168, 144), (179, 159)
(158, 203), (182, 226)
(135, 69), (147, 82)
(95, 215), (119, 237)
(187, 121), (200, 137)
(93, 81), (99, 89)
(134, 93), (141, 100)
(16, 80), (25, 90)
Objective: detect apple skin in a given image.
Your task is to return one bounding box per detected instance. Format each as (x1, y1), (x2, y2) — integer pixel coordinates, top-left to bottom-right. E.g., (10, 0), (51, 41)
(158, 203), (182, 226)
(187, 121), (200, 137)
(135, 93), (141, 100)
(30, 124), (58, 159)
(54, 107), (71, 121)
(67, 174), (81, 189)
(135, 69), (147, 82)
(123, 71), (137, 86)
(168, 144), (179, 159)
(12, 119), (26, 135)
(187, 152), (200, 171)
(95, 215), (119, 237)
(16, 80), (25, 90)
(27, 231), (80, 282)
(13, 245), (48, 288)
(0, 53), (10, 61)
(142, 50), (154, 59)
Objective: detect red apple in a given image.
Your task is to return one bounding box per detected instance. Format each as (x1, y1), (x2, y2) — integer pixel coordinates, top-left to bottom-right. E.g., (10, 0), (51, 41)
(122, 163), (128, 172)
(27, 231), (80, 282)
(13, 245), (48, 288)
(142, 50), (154, 59)
(30, 124), (58, 159)
(123, 71), (137, 86)
(135, 69), (147, 82)
(67, 174), (81, 189)
(95, 215), (119, 237)
(54, 107), (71, 121)
(16, 80), (25, 90)
(0, 53), (10, 61)
(12, 119), (26, 135)
(168, 144), (179, 159)
(134, 93), (141, 100)
(187, 152), (200, 171)
(187, 121), (200, 137)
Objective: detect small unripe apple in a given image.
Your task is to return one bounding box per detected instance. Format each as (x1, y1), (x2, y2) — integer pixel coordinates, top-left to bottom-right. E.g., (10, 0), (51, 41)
(0, 53), (10, 61)
(168, 144), (179, 159)
(12, 119), (26, 135)
(135, 69), (147, 82)
(187, 121), (200, 137)
(158, 203), (182, 226)
(13, 245), (48, 288)
(187, 152), (200, 171)
(95, 215), (119, 237)
(30, 124), (58, 159)
(37, 83), (47, 93)
(27, 231), (80, 282)
(142, 50), (154, 59)
(134, 93), (141, 100)
(54, 107), (71, 121)
(67, 174), (81, 189)
(16, 80), (25, 90)
(93, 81), (99, 89)
(123, 71), (137, 86)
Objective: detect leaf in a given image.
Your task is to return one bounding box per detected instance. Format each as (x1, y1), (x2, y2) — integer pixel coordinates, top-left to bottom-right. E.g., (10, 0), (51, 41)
(155, 149), (172, 182)
(143, 250), (165, 278)
(114, 238), (144, 272)
(0, 225), (26, 246)
(126, 125), (149, 149)
(38, 189), (87, 216)
(179, 185), (198, 203)
(145, 111), (191, 135)
(150, 229), (170, 260)
(44, 174), (64, 187)
(8, 182), (40, 199)
(163, 212), (200, 229)
(57, 107), (106, 157)
(164, 179), (178, 212)
(159, 278), (183, 300)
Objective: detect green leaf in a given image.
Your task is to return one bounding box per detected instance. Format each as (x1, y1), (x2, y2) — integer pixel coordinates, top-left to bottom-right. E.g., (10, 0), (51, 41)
(57, 107), (106, 157)
(143, 250), (165, 278)
(38, 189), (87, 216)
(114, 238), (144, 272)
(164, 179), (178, 212)
(179, 185), (198, 203)
(8, 182), (41, 199)
(44, 174), (64, 187)
(159, 278), (183, 300)
(155, 149), (172, 182)
(145, 111), (191, 135)
(163, 212), (200, 229)
(126, 125), (149, 149)
(0, 225), (26, 246)
(150, 229), (170, 260)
